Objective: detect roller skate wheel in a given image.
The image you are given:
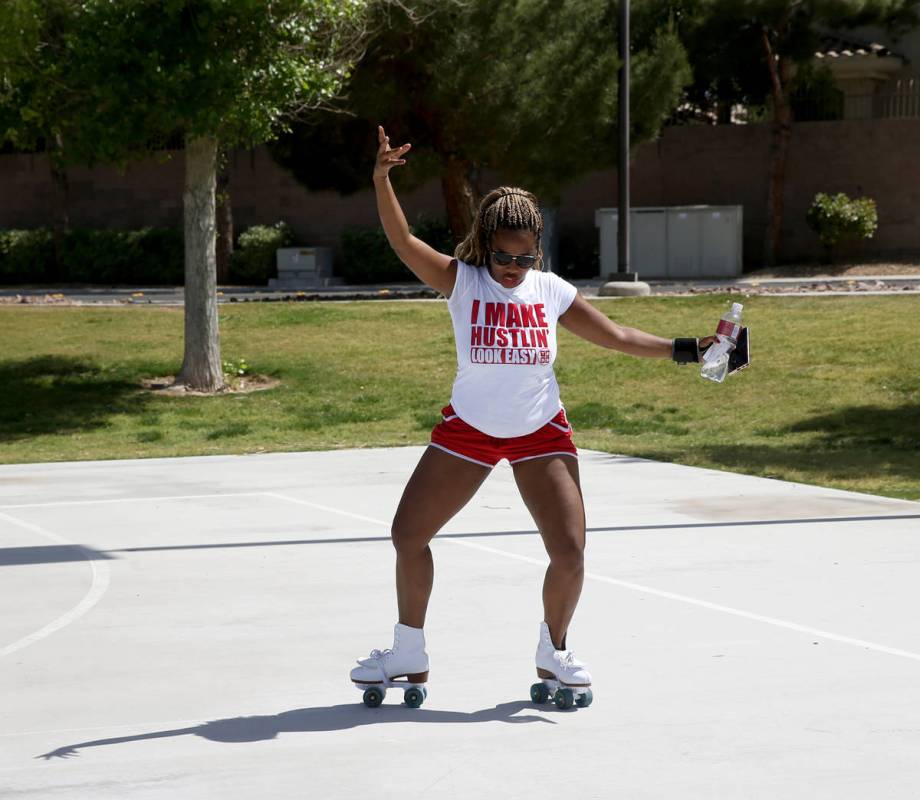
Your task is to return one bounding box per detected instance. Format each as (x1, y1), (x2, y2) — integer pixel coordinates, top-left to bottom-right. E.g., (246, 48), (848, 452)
(530, 682), (550, 704)
(404, 687), (425, 709)
(575, 689), (594, 708)
(362, 687), (385, 708)
(553, 688), (575, 710)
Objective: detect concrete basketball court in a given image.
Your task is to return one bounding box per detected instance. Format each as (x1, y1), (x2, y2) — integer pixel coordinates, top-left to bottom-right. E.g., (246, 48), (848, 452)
(2, 446), (919, 799)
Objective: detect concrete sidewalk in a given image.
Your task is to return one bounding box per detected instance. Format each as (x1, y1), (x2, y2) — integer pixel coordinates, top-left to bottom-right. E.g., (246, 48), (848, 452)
(2, 273), (920, 306)
(2, 447), (919, 798)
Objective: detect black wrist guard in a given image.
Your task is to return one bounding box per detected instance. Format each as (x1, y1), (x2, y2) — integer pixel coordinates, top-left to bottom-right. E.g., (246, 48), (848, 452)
(671, 337), (700, 364)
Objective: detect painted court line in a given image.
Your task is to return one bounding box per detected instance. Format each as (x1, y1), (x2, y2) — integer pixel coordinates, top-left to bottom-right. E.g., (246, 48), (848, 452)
(261, 492), (388, 526)
(267, 492), (920, 664)
(0, 491), (268, 510)
(0, 511), (111, 658)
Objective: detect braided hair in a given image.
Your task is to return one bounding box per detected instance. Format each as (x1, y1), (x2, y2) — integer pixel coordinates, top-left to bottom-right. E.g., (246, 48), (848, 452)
(454, 187), (544, 269)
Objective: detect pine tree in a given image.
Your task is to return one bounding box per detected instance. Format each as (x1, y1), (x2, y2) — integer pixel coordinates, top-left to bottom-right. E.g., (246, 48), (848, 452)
(271, 0), (693, 240)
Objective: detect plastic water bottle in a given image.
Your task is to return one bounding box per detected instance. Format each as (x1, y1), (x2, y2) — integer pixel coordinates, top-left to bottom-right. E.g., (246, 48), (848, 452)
(700, 302), (743, 383)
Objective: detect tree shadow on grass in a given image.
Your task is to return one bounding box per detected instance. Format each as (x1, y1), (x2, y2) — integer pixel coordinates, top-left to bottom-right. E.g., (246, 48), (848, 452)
(781, 404), (920, 451)
(638, 404), (920, 487)
(568, 402), (690, 436)
(0, 355), (150, 443)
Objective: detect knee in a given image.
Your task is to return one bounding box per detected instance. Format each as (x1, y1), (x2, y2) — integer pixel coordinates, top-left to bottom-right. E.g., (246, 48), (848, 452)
(390, 515), (431, 557)
(546, 531), (585, 572)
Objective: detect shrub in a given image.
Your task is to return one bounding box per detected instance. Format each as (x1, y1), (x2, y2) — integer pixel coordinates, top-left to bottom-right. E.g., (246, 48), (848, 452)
(132, 227), (184, 284)
(806, 193), (877, 262)
(61, 228), (183, 284)
(412, 216), (454, 256)
(0, 227), (182, 285)
(558, 231), (600, 279)
(339, 216), (454, 284)
(339, 226), (412, 284)
(0, 229), (54, 284)
(230, 222), (294, 284)
(65, 229), (147, 284)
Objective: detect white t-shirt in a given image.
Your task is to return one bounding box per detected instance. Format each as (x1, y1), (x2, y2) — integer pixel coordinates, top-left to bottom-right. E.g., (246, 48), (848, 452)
(446, 259), (578, 438)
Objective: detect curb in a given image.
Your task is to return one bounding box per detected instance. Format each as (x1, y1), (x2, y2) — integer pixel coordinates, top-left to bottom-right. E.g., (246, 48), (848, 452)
(1, 274), (919, 305)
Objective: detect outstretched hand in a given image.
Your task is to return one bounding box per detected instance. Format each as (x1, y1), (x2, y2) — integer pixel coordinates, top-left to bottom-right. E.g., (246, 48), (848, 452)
(37, 746), (79, 759)
(374, 125), (411, 180)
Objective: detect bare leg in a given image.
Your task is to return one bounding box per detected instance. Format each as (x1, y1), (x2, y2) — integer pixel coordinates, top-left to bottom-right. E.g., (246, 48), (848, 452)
(511, 455), (586, 649)
(391, 447), (491, 628)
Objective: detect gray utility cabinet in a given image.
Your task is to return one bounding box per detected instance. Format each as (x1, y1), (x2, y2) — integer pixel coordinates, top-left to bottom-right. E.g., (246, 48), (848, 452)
(595, 206), (743, 279)
(268, 247), (339, 289)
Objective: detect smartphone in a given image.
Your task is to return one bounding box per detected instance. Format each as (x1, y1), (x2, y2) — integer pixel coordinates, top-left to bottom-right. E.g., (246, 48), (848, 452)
(727, 326), (750, 374)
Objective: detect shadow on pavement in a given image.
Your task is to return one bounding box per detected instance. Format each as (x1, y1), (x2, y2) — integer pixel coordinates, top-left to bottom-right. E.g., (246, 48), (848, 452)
(37, 701), (557, 759)
(0, 544), (115, 567)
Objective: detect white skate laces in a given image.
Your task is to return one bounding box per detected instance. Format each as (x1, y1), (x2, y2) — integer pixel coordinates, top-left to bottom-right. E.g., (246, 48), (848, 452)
(531, 622), (594, 708)
(545, 647), (590, 683)
(350, 623), (430, 687)
(554, 650), (584, 670)
(351, 624), (431, 710)
(355, 648), (394, 679)
(536, 622), (592, 685)
(361, 648), (392, 663)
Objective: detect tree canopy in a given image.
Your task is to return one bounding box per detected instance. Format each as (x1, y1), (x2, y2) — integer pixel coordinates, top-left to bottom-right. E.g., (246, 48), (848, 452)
(271, 0), (693, 235)
(648, 0), (920, 121)
(0, 0), (370, 391)
(0, 0), (368, 165)
(638, 0), (920, 263)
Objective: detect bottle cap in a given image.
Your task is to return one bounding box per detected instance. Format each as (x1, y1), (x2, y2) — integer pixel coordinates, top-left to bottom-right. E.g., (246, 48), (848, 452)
(731, 303), (743, 313)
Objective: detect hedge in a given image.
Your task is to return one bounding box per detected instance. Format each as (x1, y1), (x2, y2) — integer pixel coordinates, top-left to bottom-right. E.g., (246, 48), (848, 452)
(0, 217), (457, 286)
(339, 217), (454, 284)
(0, 227), (183, 285)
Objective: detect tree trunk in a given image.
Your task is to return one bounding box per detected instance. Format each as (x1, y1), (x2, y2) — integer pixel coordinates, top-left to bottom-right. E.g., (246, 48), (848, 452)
(215, 150), (233, 285)
(176, 135), (226, 393)
(441, 154), (476, 243)
(762, 28), (793, 268)
(48, 133), (70, 279)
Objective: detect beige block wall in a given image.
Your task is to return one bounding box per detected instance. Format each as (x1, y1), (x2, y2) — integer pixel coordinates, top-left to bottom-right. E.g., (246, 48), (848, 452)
(2, 118), (918, 269)
(559, 118), (920, 264)
(0, 147), (442, 248)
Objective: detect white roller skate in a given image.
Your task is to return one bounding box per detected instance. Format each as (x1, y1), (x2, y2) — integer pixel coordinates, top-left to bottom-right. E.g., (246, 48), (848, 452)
(529, 621), (593, 710)
(350, 623), (429, 708)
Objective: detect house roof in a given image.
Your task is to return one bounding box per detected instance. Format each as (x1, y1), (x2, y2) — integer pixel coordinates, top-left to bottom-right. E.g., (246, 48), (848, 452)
(815, 34), (904, 62)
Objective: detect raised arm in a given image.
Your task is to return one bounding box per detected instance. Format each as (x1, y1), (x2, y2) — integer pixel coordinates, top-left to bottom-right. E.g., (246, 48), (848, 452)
(559, 294), (715, 358)
(373, 125), (456, 295)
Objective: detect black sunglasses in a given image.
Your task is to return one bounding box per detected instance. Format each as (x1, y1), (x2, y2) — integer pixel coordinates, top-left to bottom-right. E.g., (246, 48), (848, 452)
(491, 250), (537, 268)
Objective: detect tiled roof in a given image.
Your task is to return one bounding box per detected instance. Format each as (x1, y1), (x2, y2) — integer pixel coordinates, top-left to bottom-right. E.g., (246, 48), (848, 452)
(815, 34), (903, 60)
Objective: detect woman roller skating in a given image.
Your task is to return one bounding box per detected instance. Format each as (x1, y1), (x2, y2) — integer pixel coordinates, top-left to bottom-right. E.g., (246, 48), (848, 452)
(351, 126), (714, 710)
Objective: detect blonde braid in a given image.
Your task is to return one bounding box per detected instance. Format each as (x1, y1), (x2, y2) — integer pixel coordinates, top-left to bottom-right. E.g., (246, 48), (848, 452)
(454, 187), (544, 268)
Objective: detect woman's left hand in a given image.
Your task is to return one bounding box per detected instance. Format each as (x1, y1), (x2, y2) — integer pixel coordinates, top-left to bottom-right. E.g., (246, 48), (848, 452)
(698, 335), (718, 358)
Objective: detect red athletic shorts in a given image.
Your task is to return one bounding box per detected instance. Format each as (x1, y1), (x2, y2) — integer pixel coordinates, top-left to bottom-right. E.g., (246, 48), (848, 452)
(429, 404), (577, 467)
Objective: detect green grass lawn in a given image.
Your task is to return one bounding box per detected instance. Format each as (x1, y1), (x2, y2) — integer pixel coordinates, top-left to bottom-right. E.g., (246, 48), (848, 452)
(1, 295), (918, 501)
